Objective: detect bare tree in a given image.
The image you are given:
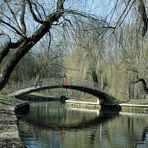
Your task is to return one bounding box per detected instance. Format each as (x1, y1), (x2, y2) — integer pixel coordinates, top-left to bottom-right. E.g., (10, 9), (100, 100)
(0, 0), (65, 90)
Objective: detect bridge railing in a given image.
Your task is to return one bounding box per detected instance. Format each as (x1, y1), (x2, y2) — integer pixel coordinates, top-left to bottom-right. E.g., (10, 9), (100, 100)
(67, 77), (101, 90)
(1, 79), (36, 94)
(1, 77), (102, 95)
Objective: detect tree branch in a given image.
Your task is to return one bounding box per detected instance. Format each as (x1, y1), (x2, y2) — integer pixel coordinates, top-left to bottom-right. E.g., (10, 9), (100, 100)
(20, 0), (26, 34)
(0, 19), (27, 38)
(6, 1), (22, 32)
(35, 1), (47, 17)
(0, 33), (24, 63)
(133, 78), (148, 94)
(137, 0), (148, 36)
(26, 0), (46, 24)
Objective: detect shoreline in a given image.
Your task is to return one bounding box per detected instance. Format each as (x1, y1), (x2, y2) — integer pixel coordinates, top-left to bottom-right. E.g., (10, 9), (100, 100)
(66, 99), (148, 113)
(0, 104), (25, 148)
(0, 94), (28, 148)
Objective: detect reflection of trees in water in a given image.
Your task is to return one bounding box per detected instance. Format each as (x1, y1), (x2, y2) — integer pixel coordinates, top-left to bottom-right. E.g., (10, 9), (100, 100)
(142, 127), (148, 142)
(20, 108), (119, 129)
(135, 126), (148, 148)
(115, 114), (148, 148)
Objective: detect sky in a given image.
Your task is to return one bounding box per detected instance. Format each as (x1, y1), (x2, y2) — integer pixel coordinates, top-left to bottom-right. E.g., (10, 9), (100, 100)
(0, 0), (134, 49)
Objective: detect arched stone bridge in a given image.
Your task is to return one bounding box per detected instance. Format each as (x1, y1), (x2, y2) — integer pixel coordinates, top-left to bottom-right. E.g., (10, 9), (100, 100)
(3, 77), (121, 111)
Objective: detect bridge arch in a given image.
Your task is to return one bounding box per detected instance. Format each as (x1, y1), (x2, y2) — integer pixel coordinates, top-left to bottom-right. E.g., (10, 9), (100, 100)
(8, 86), (121, 111)
(5, 77), (121, 111)
(9, 85), (113, 102)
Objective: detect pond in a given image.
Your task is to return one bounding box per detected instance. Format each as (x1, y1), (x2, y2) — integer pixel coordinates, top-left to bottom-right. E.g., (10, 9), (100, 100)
(18, 102), (148, 148)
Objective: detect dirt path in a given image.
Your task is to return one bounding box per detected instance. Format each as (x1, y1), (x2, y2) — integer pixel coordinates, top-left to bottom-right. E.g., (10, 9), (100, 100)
(0, 104), (25, 148)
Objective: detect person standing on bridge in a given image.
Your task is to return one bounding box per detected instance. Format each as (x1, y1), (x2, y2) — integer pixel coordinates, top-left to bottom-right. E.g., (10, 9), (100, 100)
(35, 75), (40, 87)
(63, 73), (67, 86)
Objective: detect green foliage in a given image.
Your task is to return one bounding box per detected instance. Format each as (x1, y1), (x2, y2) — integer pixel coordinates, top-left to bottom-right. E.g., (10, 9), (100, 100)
(10, 52), (40, 82)
(9, 41), (65, 82)
(63, 20), (148, 100)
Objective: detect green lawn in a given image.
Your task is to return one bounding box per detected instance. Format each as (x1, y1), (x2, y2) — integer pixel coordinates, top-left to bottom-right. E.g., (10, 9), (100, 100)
(123, 99), (148, 105)
(0, 94), (23, 106)
(30, 92), (57, 98)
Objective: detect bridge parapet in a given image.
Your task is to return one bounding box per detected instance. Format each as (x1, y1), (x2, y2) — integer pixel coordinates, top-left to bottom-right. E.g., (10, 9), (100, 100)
(2, 77), (102, 95)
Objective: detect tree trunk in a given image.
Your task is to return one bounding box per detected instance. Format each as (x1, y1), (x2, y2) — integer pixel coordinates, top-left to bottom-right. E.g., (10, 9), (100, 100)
(91, 70), (98, 83)
(128, 80), (134, 99)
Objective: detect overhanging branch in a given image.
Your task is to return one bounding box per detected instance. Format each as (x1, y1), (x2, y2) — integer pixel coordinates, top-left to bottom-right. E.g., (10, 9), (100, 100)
(20, 0), (26, 34)
(0, 19), (27, 38)
(133, 78), (148, 94)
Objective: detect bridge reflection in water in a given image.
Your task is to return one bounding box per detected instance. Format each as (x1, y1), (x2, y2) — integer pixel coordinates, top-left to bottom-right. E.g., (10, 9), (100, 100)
(19, 102), (118, 129)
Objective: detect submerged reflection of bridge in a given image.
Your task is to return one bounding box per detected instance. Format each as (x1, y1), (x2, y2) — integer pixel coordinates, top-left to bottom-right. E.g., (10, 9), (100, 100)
(21, 104), (119, 129)
(4, 77), (121, 111)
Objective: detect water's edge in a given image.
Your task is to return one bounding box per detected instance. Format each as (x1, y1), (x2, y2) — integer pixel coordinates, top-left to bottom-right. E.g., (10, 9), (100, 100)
(0, 102), (30, 148)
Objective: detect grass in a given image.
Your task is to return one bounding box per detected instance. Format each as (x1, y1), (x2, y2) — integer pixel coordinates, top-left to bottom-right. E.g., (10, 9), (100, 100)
(30, 92), (57, 98)
(0, 94), (23, 106)
(123, 99), (148, 105)
(73, 97), (97, 102)
(29, 92), (148, 105)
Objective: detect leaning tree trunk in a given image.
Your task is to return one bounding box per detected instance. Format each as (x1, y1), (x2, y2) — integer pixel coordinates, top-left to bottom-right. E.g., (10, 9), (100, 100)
(0, 0), (65, 91)
(0, 39), (35, 90)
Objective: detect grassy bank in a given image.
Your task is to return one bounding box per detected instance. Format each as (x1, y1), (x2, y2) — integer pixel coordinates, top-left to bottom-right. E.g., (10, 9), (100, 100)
(0, 94), (23, 106)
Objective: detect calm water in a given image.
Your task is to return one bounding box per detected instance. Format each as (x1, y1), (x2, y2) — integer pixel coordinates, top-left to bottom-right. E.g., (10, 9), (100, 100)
(18, 102), (148, 148)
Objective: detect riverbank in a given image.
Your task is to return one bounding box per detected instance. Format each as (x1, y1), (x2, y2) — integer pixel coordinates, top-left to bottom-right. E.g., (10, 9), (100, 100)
(0, 95), (26, 147)
(120, 99), (148, 113)
(66, 98), (148, 113)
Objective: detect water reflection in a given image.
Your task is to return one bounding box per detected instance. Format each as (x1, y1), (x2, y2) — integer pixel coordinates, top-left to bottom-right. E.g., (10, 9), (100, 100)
(18, 102), (148, 148)
(20, 102), (118, 129)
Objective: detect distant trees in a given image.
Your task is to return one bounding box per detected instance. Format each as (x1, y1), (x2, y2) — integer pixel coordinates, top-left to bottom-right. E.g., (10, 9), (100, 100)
(63, 14), (148, 99)
(10, 39), (65, 82)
